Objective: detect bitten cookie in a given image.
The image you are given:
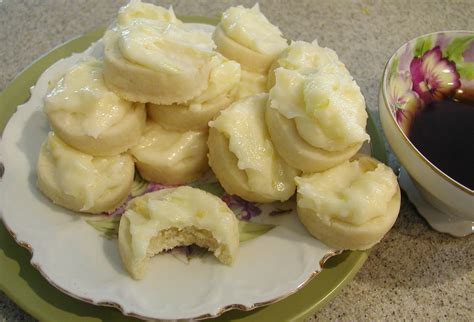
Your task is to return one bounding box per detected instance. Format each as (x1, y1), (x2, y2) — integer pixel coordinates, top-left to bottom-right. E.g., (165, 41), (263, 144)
(119, 186), (239, 279)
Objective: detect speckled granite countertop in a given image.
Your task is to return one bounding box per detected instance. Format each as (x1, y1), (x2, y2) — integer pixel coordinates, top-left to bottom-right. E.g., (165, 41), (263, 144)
(0, 0), (473, 321)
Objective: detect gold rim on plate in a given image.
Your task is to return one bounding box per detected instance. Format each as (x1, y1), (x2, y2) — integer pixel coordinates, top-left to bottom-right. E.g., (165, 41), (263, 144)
(0, 16), (376, 322)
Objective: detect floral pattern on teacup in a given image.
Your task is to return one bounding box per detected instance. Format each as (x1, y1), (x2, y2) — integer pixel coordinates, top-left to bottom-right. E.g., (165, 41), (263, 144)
(386, 33), (474, 136)
(410, 46), (460, 104)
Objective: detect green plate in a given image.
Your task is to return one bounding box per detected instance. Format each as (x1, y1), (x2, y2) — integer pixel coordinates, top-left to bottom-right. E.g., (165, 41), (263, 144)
(0, 16), (386, 322)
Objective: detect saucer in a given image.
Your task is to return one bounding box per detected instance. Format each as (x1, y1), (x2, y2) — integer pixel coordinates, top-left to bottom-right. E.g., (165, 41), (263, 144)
(399, 167), (473, 237)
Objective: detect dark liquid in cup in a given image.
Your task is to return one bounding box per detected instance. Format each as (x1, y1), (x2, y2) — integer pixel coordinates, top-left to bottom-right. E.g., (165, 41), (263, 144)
(409, 97), (474, 190)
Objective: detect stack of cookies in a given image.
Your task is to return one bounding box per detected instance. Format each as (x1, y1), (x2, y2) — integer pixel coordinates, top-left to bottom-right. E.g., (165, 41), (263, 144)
(37, 1), (401, 279)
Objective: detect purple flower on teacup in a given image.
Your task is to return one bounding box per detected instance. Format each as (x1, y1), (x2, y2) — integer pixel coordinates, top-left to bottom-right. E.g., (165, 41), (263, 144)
(434, 33), (450, 49)
(389, 72), (421, 135)
(463, 40), (474, 62)
(410, 46), (460, 104)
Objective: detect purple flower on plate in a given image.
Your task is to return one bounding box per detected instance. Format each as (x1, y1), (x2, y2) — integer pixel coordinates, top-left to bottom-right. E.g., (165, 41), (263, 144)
(103, 195), (133, 217)
(101, 180), (178, 217)
(104, 204), (126, 217)
(410, 46), (460, 104)
(221, 194), (261, 221)
(146, 182), (178, 193)
(269, 208), (292, 216)
(389, 72), (421, 135)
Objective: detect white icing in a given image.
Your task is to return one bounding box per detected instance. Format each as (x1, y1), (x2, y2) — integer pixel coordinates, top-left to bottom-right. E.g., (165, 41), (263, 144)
(188, 54), (241, 105)
(275, 40), (345, 72)
(117, 19), (215, 74)
(45, 132), (129, 210)
(237, 69), (267, 99)
(210, 94), (297, 198)
(131, 121), (207, 166)
(269, 67), (369, 151)
(117, 0), (181, 26)
(220, 4), (287, 55)
(296, 159), (398, 226)
(44, 58), (130, 138)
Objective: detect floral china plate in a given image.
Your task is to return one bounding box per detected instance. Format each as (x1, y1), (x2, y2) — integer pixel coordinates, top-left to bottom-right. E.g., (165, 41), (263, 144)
(0, 20), (379, 321)
(0, 22), (335, 320)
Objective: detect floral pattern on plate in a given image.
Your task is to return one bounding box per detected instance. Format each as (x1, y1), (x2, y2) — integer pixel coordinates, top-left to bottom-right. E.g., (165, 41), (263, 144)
(0, 35), (340, 319)
(85, 172), (279, 260)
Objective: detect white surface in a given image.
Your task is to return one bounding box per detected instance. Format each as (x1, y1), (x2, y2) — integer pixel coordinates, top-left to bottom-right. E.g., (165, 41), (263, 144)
(0, 23), (336, 320)
(399, 168), (473, 237)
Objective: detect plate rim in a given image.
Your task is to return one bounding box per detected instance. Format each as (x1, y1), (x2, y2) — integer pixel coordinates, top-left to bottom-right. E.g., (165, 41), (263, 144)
(0, 16), (383, 321)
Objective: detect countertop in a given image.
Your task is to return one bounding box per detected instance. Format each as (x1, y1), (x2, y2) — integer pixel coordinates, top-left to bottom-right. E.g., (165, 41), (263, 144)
(0, 0), (473, 321)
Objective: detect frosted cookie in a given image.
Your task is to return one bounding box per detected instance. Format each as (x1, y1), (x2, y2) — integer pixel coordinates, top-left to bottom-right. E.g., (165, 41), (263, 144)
(130, 120), (208, 184)
(147, 54), (241, 131)
(236, 69), (267, 100)
(213, 4), (287, 73)
(267, 40), (348, 89)
(295, 155), (401, 250)
(37, 132), (134, 214)
(266, 67), (369, 173)
(44, 59), (146, 156)
(118, 186), (239, 279)
(116, 0), (182, 26)
(208, 93), (298, 203)
(104, 15), (216, 105)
